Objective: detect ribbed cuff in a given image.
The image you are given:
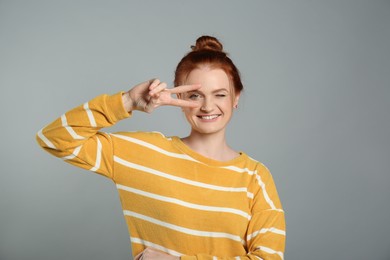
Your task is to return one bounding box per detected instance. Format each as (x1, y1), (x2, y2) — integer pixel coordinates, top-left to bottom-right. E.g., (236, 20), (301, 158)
(105, 91), (132, 123)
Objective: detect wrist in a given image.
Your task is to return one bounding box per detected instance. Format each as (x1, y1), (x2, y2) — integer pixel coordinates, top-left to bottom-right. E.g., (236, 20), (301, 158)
(121, 91), (134, 112)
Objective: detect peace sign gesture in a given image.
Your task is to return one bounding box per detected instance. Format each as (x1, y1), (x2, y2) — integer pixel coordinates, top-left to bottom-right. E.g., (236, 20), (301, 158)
(122, 79), (201, 113)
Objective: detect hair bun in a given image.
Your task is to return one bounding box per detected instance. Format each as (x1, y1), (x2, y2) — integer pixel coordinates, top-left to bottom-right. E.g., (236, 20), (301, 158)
(191, 35), (223, 52)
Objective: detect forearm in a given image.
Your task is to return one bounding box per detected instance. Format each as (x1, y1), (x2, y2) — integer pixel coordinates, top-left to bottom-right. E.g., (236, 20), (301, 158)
(37, 92), (128, 149)
(36, 92), (130, 177)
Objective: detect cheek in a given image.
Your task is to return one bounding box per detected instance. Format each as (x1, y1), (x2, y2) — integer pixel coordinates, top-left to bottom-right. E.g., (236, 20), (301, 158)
(218, 100), (234, 111)
(182, 107), (196, 119)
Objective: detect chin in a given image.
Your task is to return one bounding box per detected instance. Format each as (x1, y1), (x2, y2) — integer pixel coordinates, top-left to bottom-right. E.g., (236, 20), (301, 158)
(192, 127), (225, 136)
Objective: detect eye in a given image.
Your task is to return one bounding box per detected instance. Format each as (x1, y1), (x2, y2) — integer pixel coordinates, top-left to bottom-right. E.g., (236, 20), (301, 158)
(188, 93), (201, 100)
(216, 93), (227, 98)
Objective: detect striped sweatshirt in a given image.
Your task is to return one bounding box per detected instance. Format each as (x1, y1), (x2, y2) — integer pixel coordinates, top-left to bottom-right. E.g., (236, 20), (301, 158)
(36, 92), (286, 259)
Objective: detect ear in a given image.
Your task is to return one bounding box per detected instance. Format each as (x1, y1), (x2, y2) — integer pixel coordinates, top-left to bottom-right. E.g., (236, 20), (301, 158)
(233, 92), (241, 108)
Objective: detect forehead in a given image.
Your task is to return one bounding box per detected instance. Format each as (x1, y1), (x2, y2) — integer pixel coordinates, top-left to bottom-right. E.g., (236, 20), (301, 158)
(185, 68), (231, 92)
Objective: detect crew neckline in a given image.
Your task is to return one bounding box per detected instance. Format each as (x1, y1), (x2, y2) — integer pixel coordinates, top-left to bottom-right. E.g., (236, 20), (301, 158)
(170, 136), (247, 167)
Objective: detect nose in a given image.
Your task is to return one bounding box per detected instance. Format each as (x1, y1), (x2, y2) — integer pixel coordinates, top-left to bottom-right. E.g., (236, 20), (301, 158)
(200, 98), (213, 113)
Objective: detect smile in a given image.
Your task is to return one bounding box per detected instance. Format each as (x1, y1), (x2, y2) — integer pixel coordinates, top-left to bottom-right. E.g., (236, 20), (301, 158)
(197, 114), (221, 120)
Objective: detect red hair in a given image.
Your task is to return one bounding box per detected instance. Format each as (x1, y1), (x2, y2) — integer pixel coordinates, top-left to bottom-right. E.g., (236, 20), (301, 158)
(174, 36), (243, 94)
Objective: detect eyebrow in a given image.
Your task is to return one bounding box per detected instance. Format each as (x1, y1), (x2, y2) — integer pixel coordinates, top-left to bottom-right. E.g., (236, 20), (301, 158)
(189, 88), (229, 94)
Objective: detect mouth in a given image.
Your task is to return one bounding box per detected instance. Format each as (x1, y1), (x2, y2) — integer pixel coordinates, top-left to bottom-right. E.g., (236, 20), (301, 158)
(196, 114), (221, 120)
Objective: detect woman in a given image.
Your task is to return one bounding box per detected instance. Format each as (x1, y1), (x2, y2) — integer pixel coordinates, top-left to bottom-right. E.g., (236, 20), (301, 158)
(36, 36), (286, 259)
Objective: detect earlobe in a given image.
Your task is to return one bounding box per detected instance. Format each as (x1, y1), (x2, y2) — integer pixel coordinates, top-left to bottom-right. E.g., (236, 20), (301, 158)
(233, 93), (240, 109)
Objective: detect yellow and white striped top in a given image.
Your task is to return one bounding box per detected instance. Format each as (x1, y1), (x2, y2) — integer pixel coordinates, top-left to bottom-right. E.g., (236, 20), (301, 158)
(36, 92), (286, 259)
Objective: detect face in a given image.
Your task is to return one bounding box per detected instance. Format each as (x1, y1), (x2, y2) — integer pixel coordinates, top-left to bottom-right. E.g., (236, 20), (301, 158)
(182, 67), (240, 136)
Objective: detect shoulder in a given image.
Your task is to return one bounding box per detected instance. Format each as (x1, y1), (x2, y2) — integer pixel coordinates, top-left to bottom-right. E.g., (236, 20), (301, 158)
(239, 153), (271, 174)
(241, 154), (274, 185)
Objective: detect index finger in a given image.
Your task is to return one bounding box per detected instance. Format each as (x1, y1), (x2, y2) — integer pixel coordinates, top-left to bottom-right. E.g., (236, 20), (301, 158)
(166, 84), (201, 94)
(169, 98), (200, 108)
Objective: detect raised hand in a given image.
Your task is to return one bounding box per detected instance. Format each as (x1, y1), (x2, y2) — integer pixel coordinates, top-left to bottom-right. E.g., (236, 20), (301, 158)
(122, 79), (201, 113)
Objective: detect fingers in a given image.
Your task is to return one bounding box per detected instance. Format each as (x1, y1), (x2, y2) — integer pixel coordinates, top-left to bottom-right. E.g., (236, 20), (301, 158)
(166, 84), (201, 108)
(134, 251), (143, 260)
(137, 247), (177, 260)
(148, 79), (160, 96)
(169, 98), (200, 108)
(167, 84), (201, 94)
(148, 78), (160, 90)
(147, 79), (200, 96)
(134, 79), (201, 112)
(149, 81), (167, 96)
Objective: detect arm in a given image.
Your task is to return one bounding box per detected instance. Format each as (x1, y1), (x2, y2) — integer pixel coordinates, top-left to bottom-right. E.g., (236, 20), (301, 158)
(36, 79), (201, 179)
(180, 169), (285, 260)
(36, 91), (130, 179)
(243, 165), (286, 260)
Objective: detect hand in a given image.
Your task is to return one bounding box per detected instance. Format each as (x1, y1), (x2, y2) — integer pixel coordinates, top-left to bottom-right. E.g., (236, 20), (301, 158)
(123, 78), (201, 113)
(134, 247), (180, 260)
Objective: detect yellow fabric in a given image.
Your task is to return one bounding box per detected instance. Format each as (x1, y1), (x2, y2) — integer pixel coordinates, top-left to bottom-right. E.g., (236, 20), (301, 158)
(36, 92), (286, 259)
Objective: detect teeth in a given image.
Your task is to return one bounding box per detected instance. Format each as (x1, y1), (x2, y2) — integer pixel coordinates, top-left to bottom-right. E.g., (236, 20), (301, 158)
(200, 115), (219, 120)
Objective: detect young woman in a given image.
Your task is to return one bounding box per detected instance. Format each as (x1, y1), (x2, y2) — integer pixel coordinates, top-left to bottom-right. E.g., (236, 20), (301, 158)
(37, 36), (286, 259)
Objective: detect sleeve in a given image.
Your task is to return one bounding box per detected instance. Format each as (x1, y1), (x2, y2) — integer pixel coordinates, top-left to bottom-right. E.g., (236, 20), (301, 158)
(36, 92), (130, 179)
(180, 164), (286, 260)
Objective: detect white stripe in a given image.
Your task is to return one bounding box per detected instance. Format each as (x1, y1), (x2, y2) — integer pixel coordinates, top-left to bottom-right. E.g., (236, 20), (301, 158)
(131, 237), (182, 257)
(234, 257), (240, 260)
(247, 192), (254, 199)
(113, 133), (257, 177)
(254, 170), (276, 210)
(62, 145), (82, 160)
(247, 227), (286, 241)
(111, 134), (254, 198)
(220, 167), (255, 199)
(212, 257), (217, 260)
(150, 131), (167, 137)
(114, 156), (249, 195)
(256, 246), (284, 260)
(124, 210), (244, 244)
(90, 137), (102, 172)
(244, 162), (280, 209)
(61, 114), (85, 140)
(222, 165), (256, 175)
(116, 184), (251, 220)
(111, 134), (199, 162)
(264, 208), (284, 213)
(37, 129), (56, 149)
(83, 102), (97, 127)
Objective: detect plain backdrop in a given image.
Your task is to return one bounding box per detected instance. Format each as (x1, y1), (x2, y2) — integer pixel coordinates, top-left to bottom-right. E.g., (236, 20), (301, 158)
(1, 1), (389, 259)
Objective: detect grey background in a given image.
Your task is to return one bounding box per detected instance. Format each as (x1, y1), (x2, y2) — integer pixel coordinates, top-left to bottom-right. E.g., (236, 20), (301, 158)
(1, 1), (389, 259)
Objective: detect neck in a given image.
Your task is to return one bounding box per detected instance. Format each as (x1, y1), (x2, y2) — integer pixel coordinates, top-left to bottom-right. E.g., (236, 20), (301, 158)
(181, 130), (239, 161)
